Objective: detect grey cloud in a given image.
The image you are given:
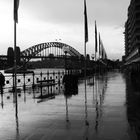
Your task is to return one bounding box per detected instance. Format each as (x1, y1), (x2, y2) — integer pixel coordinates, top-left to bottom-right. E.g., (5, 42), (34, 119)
(21, 0), (130, 26)
(22, 0), (83, 23)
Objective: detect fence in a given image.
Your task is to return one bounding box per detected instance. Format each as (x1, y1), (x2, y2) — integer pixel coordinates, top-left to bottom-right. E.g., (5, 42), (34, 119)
(3, 69), (81, 94)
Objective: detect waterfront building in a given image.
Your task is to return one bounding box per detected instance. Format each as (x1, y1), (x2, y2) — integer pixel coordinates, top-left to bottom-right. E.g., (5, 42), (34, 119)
(124, 0), (140, 65)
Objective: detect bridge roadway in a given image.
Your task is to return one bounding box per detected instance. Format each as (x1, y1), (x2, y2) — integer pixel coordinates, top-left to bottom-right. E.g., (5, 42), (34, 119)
(0, 55), (80, 60)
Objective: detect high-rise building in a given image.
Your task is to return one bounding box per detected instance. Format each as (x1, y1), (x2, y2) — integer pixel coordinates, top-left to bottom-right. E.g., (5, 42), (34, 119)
(124, 0), (140, 64)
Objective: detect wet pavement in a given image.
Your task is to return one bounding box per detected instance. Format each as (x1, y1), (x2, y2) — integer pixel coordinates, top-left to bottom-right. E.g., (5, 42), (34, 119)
(0, 71), (139, 140)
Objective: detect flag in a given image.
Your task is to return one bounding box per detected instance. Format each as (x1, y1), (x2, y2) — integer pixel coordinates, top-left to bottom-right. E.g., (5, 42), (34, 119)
(99, 36), (107, 60)
(84, 0), (88, 43)
(100, 38), (104, 59)
(102, 46), (104, 59)
(101, 44), (107, 60)
(102, 42), (105, 59)
(95, 21), (98, 52)
(105, 52), (107, 59)
(14, 0), (20, 23)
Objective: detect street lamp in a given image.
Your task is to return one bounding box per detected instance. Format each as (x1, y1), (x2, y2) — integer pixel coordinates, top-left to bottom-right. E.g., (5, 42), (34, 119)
(63, 46), (69, 74)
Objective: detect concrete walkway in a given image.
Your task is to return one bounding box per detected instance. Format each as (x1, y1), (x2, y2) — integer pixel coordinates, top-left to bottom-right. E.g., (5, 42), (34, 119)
(0, 72), (136, 140)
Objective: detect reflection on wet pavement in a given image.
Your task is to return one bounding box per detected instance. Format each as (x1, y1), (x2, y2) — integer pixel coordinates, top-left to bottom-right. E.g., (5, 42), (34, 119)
(0, 71), (139, 140)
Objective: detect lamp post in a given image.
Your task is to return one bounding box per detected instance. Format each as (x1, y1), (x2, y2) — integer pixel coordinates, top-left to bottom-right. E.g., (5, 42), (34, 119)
(63, 46), (69, 74)
(64, 51), (67, 74)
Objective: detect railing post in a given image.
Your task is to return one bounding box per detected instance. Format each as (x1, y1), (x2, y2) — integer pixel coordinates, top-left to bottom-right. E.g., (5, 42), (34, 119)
(47, 71), (49, 80)
(47, 71), (49, 95)
(0, 90), (4, 108)
(40, 72), (43, 97)
(53, 71), (55, 93)
(23, 72), (26, 91)
(58, 71), (60, 85)
(32, 72), (35, 98)
(32, 72), (35, 89)
(12, 73), (15, 92)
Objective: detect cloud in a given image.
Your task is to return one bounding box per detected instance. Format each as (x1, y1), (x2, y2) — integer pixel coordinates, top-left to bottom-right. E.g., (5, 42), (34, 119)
(20, 0), (83, 24)
(20, 0), (130, 26)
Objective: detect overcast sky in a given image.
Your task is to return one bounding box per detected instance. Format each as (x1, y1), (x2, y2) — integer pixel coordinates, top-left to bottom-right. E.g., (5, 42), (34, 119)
(0, 0), (130, 60)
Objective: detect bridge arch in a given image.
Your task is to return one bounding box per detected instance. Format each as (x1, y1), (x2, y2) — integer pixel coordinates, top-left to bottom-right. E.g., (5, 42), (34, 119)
(21, 42), (82, 62)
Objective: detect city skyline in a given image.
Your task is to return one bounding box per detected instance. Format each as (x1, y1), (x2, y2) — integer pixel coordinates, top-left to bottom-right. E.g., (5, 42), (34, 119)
(0, 0), (130, 60)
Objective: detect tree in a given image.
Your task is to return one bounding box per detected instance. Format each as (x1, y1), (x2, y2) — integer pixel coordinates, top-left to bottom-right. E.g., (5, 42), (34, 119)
(86, 54), (90, 60)
(48, 53), (54, 58)
(7, 47), (14, 67)
(15, 46), (21, 65)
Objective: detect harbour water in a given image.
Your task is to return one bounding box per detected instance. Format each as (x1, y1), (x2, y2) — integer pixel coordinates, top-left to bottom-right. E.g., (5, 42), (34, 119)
(0, 69), (139, 140)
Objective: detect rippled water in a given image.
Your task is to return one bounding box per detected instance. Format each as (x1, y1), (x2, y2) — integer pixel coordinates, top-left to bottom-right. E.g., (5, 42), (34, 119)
(0, 70), (139, 140)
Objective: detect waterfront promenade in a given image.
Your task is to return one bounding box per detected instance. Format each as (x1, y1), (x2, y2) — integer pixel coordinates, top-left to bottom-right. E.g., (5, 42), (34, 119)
(0, 71), (138, 140)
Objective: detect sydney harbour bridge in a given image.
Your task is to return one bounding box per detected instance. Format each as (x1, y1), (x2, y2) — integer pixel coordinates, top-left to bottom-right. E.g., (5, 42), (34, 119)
(0, 41), (109, 71)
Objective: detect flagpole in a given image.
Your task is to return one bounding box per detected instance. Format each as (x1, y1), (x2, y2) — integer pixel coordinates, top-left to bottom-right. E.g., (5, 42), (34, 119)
(13, 0), (19, 105)
(84, 0), (87, 116)
(99, 33), (100, 60)
(95, 20), (98, 62)
(84, 0), (88, 79)
(84, 0), (89, 126)
(95, 51), (96, 61)
(98, 33), (101, 73)
(14, 18), (19, 133)
(14, 17), (17, 103)
(84, 41), (87, 79)
(95, 21), (97, 74)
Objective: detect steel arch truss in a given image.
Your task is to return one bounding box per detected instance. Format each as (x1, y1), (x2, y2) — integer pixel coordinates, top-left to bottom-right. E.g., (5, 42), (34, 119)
(21, 42), (81, 62)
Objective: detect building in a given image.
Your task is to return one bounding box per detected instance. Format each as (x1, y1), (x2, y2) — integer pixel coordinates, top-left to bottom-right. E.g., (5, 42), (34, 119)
(124, 0), (140, 65)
